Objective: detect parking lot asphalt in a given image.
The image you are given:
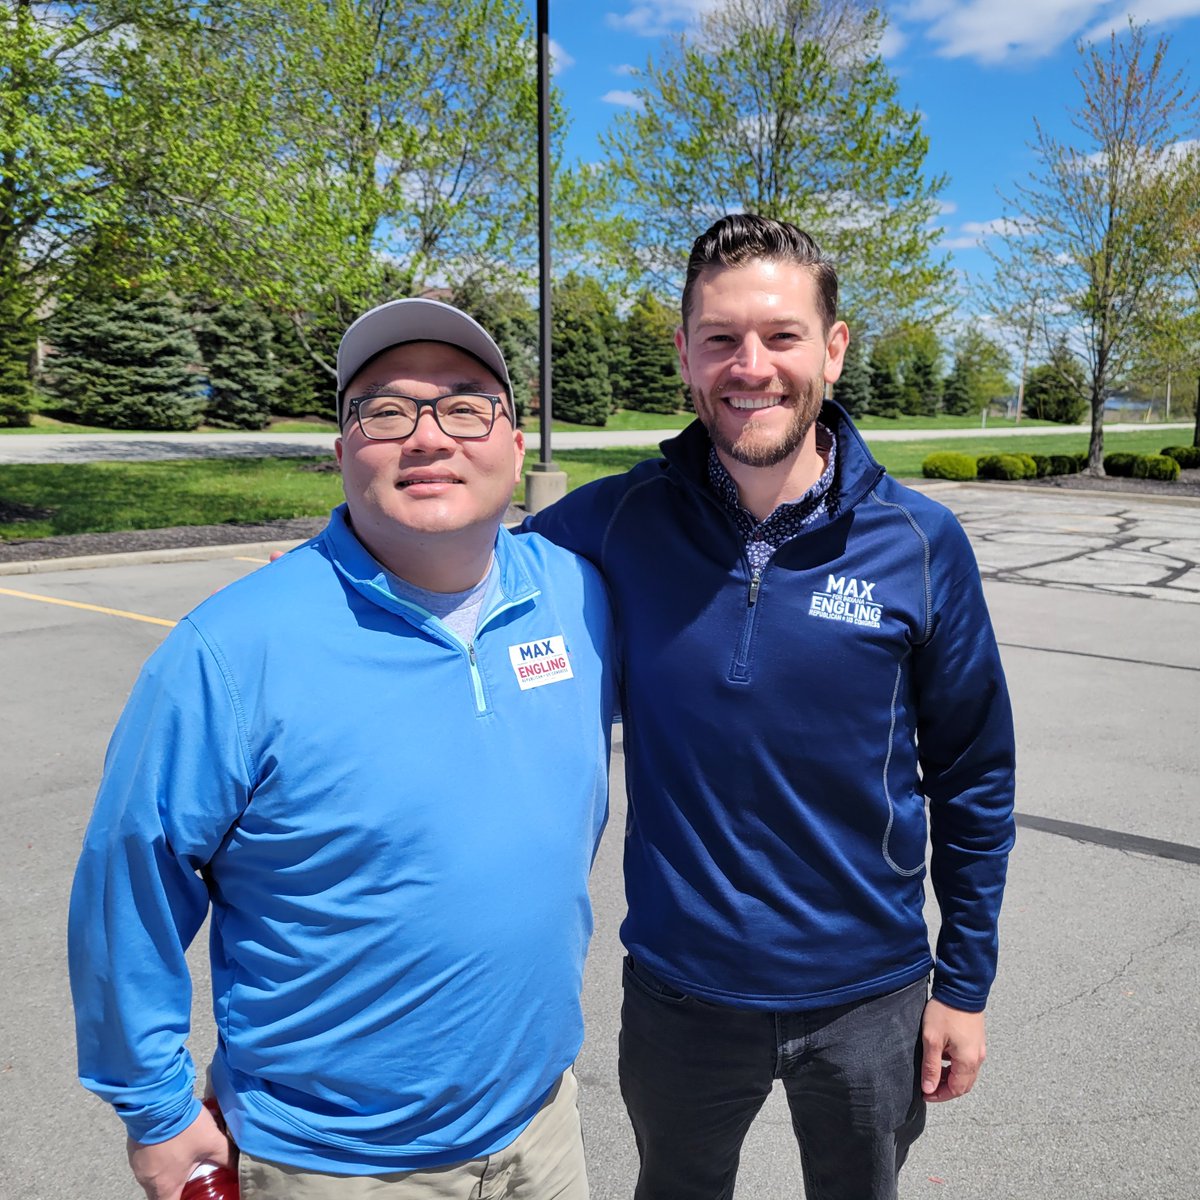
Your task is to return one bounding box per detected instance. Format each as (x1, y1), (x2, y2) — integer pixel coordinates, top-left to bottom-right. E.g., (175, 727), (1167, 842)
(1, 483), (1197, 1199)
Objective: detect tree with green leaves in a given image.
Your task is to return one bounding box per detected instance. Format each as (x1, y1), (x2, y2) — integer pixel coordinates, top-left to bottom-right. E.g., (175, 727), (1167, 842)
(902, 344), (942, 416)
(992, 25), (1198, 470)
(941, 356), (972, 417)
(264, 309), (337, 419)
(599, 0), (949, 331)
(0, 279), (36, 425)
(450, 280), (539, 424)
(3, 2), (601, 391)
(44, 290), (205, 430)
(551, 274), (614, 427)
(833, 333), (871, 416)
(622, 292), (683, 414)
(0, 1), (128, 422)
(868, 345), (902, 418)
(1024, 339), (1088, 424)
(125, 0), (600, 379)
(950, 327), (1013, 415)
(194, 301), (281, 429)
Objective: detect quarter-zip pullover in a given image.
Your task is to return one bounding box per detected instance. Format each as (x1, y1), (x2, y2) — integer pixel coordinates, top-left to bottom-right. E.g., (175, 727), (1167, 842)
(69, 506), (616, 1172)
(526, 404), (1015, 1013)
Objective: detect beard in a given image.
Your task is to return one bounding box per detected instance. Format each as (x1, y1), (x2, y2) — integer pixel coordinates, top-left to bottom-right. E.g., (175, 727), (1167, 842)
(692, 375), (825, 469)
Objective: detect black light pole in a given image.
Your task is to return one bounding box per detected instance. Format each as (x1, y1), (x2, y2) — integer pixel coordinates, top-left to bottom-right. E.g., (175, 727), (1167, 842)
(525, 0), (567, 511)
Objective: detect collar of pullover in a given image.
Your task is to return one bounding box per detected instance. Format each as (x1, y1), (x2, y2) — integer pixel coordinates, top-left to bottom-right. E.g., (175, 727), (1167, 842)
(322, 504), (539, 624)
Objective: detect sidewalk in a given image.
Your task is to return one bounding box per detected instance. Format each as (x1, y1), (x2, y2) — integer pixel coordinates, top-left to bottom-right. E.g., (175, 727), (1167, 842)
(0, 421), (1193, 463)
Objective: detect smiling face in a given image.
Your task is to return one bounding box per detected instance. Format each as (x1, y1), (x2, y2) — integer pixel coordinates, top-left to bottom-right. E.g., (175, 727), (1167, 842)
(335, 341), (524, 588)
(676, 258), (848, 472)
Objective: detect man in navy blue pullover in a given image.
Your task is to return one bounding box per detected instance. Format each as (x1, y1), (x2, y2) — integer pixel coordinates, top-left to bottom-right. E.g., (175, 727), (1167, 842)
(526, 214), (1017, 1200)
(69, 299), (615, 1200)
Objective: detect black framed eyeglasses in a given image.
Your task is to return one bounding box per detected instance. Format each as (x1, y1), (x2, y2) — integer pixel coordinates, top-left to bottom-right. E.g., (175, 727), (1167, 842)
(344, 392), (512, 441)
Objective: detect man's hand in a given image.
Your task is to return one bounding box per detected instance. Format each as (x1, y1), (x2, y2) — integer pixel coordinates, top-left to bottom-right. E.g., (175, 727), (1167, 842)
(920, 998), (986, 1103)
(127, 1106), (233, 1200)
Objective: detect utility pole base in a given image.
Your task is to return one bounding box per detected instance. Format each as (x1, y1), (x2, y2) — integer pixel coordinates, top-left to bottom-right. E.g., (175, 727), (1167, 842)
(524, 463), (568, 515)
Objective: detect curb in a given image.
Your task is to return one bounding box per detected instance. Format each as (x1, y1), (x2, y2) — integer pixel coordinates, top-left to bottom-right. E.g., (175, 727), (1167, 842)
(0, 510), (532, 576)
(0, 539), (307, 577)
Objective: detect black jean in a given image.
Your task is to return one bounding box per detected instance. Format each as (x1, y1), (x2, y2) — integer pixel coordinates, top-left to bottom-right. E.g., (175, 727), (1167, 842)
(618, 957), (927, 1200)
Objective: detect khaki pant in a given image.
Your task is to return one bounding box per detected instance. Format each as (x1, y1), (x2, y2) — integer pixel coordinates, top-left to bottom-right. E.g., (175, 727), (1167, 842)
(238, 1070), (587, 1199)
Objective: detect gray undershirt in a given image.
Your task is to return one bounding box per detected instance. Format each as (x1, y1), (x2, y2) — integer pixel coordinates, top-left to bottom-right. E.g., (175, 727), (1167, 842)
(385, 558), (497, 644)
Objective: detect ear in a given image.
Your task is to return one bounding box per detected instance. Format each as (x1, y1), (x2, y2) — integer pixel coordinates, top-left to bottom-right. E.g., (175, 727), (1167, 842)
(674, 326), (692, 386)
(823, 321), (850, 385)
(511, 428), (526, 485)
(334, 436), (345, 467)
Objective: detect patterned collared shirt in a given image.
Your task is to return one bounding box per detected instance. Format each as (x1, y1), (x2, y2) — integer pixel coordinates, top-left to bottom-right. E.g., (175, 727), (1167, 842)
(707, 422), (838, 575)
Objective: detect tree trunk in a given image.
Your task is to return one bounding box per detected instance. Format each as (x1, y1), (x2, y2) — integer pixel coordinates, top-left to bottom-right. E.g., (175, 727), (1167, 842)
(1193, 375), (1199, 449)
(1088, 389), (1105, 475)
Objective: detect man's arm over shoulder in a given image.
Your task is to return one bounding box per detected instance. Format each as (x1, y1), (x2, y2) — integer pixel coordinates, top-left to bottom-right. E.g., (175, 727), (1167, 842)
(68, 619), (253, 1147)
(519, 465), (657, 568)
(910, 507), (1016, 1013)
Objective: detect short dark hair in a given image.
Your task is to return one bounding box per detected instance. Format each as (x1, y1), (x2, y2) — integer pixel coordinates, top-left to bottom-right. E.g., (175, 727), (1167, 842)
(680, 214), (839, 333)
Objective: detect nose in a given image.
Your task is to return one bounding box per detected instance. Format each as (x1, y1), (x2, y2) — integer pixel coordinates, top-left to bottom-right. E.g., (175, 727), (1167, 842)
(730, 333), (773, 383)
(402, 404), (457, 453)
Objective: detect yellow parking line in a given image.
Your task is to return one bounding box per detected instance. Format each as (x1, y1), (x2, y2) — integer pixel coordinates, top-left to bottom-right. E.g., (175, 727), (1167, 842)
(234, 556), (269, 564)
(0, 586), (177, 628)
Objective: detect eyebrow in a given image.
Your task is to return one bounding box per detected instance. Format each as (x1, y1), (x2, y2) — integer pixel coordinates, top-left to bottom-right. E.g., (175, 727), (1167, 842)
(693, 315), (813, 334)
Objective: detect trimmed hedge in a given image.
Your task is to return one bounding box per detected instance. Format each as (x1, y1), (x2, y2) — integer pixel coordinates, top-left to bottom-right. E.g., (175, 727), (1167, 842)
(1051, 455), (1081, 476)
(1133, 454), (1181, 482)
(1104, 452), (1138, 477)
(1162, 445), (1200, 469)
(977, 453), (1029, 481)
(922, 451), (978, 481)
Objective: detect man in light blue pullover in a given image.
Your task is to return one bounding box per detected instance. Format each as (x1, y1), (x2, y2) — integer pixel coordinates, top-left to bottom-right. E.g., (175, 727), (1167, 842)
(68, 299), (616, 1200)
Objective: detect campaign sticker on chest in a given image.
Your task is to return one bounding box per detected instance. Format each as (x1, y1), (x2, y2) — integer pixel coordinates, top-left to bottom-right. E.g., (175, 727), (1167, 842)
(508, 635), (575, 690)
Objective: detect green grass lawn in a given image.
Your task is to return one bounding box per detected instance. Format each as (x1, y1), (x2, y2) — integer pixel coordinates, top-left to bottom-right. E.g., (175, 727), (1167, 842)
(0, 429), (1192, 543)
(0, 458), (346, 541)
(868, 428), (1182, 478)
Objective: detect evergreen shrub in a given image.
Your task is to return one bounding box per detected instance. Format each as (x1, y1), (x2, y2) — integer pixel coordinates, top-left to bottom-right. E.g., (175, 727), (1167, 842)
(921, 451), (977, 481)
(1133, 455), (1180, 482)
(1031, 455), (1051, 478)
(1013, 453), (1038, 479)
(45, 290), (205, 430)
(1161, 445), (1200, 469)
(977, 453), (1027, 481)
(1049, 455), (1080, 476)
(1103, 452), (1138, 477)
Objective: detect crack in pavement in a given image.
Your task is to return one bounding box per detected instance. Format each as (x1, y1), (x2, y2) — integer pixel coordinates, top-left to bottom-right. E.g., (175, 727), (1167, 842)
(1027, 922), (1195, 1025)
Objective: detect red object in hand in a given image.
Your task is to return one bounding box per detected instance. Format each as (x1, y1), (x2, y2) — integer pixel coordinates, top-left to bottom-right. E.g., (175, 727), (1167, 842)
(181, 1099), (239, 1199)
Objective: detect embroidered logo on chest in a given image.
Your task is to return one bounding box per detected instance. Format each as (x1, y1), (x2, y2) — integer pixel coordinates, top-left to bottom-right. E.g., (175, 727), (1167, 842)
(808, 574), (883, 629)
(508, 636), (575, 690)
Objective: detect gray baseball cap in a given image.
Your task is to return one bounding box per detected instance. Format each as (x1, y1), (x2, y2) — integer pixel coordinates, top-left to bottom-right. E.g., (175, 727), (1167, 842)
(336, 298), (512, 422)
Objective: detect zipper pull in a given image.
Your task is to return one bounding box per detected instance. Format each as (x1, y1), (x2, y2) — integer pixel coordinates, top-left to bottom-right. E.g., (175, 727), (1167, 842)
(748, 570), (762, 606)
(468, 641), (477, 666)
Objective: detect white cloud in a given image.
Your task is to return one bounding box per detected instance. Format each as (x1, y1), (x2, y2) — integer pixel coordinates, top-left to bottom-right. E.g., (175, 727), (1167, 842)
(877, 22), (908, 58)
(602, 89), (646, 109)
(938, 199), (959, 214)
(605, 1), (720, 37)
(550, 38), (575, 73)
(1081, 0), (1200, 43)
(942, 215), (1035, 248)
(896, 1), (1200, 65)
(612, 63), (640, 75)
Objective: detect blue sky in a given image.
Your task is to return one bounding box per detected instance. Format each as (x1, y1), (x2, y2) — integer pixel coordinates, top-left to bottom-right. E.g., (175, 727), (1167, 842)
(545, 1), (1200, 294)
